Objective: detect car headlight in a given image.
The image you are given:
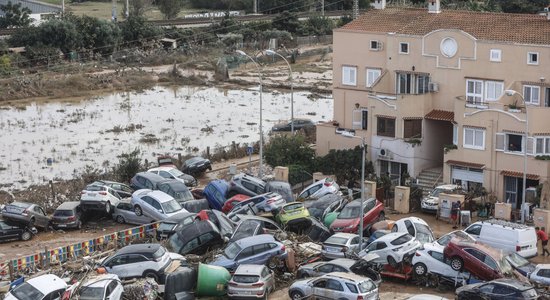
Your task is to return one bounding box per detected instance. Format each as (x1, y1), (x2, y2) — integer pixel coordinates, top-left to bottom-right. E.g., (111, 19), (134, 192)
(345, 224), (356, 229)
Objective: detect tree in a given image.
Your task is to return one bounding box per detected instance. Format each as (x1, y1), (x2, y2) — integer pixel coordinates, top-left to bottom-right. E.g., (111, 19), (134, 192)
(272, 11), (300, 33)
(128, 0), (153, 18)
(316, 146), (369, 184)
(112, 149), (143, 183)
(157, 0), (183, 19)
(119, 15), (161, 46)
(264, 134), (316, 170)
(0, 1), (31, 29)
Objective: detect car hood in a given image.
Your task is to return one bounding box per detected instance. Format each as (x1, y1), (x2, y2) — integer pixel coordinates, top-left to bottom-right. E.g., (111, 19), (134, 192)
(515, 263), (537, 275)
(290, 278), (312, 289)
(330, 218), (359, 228)
(422, 196), (439, 203)
(210, 255), (235, 269)
(298, 261), (324, 271)
(456, 282), (484, 294)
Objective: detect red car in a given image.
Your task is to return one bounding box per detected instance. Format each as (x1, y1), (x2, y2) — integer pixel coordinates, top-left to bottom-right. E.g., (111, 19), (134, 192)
(222, 194), (250, 214)
(443, 239), (514, 281)
(329, 198), (385, 235)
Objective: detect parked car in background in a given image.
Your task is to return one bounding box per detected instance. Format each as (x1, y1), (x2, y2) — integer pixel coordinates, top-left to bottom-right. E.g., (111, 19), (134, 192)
(4, 274), (67, 300)
(222, 194), (250, 214)
(421, 184), (461, 213)
(297, 178), (340, 200)
(271, 118), (315, 132)
(86, 180), (134, 198)
(443, 239), (514, 281)
(168, 220), (224, 256)
(505, 252), (536, 276)
(203, 180), (230, 211)
(265, 181), (294, 203)
(227, 264), (276, 299)
(231, 192), (286, 213)
(297, 258), (357, 279)
(195, 209), (235, 239)
(275, 202), (310, 227)
(211, 234), (287, 272)
(100, 244), (172, 283)
(1, 202), (50, 229)
(288, 272), (378, 300)
(0, 219), (36, 242)
(80, 184), (122, 214)
(330, 198), (385, 235)
(412, 242), (469, 279)
(148, 166), (197, 187)
(51, 201), (83, 230)
(464, 219), (537, 258)
(358, 232), (422, 267)
(131, 189), (186, 221)
(112, 200), (153, 225)
(156, 212), (197, 240)
(304, 194), (346, 221)
(130, 172), (167, 191)
(181, 156), (212, 176)
(528, 264), (550, 286)
(391, 217), (435, 244)
(78, 274), (124, 300)
(321, 233), (366, 260)
(229, 216), (285, 243)
(455, 279), (538, 300)
(228, 173), (267, 197)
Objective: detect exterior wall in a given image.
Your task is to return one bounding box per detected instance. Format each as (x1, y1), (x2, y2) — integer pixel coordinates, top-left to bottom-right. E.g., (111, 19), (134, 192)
(0, 0), (61, 15)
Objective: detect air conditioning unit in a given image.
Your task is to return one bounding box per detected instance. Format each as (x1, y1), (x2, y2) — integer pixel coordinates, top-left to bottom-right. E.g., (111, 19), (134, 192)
(379, 148), (390, 157)
(429, 82), (439, 92)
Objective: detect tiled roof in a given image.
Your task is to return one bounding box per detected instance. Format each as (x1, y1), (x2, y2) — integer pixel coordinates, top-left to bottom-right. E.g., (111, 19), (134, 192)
(424, 109), (454, 122)
(340, 7), (550, 45)
(446, 160), (485, 169)
(500, 170), (540, 180)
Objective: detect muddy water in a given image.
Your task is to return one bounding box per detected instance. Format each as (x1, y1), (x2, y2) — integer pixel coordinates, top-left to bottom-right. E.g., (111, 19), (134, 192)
(0, 85), (333, 190)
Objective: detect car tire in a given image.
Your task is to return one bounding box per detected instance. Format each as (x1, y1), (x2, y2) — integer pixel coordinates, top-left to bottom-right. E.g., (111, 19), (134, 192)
(21, 231), (32, 241)
(387, 256), (398, 269)
(267, 257), (278, 270)
(377, 211), (385, 221)
(105, 201), (112, 214)
(135, 205), (143, 216)
(450, 257), (463, 271)
(290, 290), (304, 300)
(29, 217), (35, 228)
(300, 273), (309, 279)
(413, 262), (427, 277)
(116, 215), (125, 224)
(143, 271), (159, 283)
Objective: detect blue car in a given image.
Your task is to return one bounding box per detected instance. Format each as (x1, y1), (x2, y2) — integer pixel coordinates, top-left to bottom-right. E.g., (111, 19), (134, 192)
(203, 180), (229, 211)
(367, 230), (390, 246)
(210, 234), (287, 272)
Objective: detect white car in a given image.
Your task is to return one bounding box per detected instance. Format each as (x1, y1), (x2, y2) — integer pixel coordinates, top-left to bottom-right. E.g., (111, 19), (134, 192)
(412, 243), (469, 280)
(297, 178), (340, 200)
(421, 184), (461, 213)
(429, 230), (475, 252)
(5, 274), (67, 300)
(80, 184), (122, 214)
(148, 166), (197, 187)
(529, 264), (550, 286)
(391, 217), (435, 244)
(78, 274), (124, 300)
(358, 232), (422, 267)
(131, 189), (187, 221)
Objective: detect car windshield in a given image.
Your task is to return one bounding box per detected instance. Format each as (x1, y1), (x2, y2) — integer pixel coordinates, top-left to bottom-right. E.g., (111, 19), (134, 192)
(79, 286), (105, 299)
(233, 275), (260, 283)
(437, 231), (474, 246)
(506, 252), (530, 268)
(85, 185), (105, 192)
(325, 236), (349, 245)
(224, 242), (243, 259)
(54, 210), (74, 217)
(169, 169), (185, 177)
(391, 234), (413, 246)
(284, 203), (303, 211)
(415, 224), (434, 243)
(233, 221), (260, 241)
(10, 282), (45, 300)
(158, 222), (177, 231)
(338, 205), (361, 219)
(498, 255), (513, 274)
(10, 202), (31, 209)
(357, 280), (376, 293)
(431, 188), (445, 197)
(187, 157), (202, 164)
(161, 200), (182, 214)
(168, 233), (184, 252)
(174, 189), (194, 201)
(153, 246), (166, 260)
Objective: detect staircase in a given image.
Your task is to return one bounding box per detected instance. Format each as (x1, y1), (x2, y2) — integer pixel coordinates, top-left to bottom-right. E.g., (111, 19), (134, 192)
(416, 167), (444, 196)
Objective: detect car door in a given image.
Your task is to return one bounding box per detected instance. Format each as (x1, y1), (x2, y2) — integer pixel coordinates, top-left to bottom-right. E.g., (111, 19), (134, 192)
(464, 224), (482, 239)
(326, 279), (346, 299)
(197, 232), (218, 254)
(33, 206), (49, 228)
(261, 266), (275, 292)
(43, 288), (65, 300)
(106, 280), (124, 300)
(180, 237), (200, 255)
(363, 199), (377, 224)
(251, 243), (272, 265)
(349, 236), (360, 253)
(103, 255), (129, 278)
(464, 248), (493, 280)
(316, 263), (334, 276)
(365, 241), (387, 264)
(428, 250), (454, 276)
(235, 246), (255, 265)
(311, 279), (330, 300)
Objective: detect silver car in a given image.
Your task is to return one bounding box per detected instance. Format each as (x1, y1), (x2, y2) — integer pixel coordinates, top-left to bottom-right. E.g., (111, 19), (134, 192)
(288, 272), (378, 300)
(227, 264), (275, 299)
(297, 258), (357, 279)
(297, 178), (340, 200)
(112, 200), (153, 225)
(1, 202), (50, 229)
(130, 189), (186, 221)
(321, 233), (367, 260)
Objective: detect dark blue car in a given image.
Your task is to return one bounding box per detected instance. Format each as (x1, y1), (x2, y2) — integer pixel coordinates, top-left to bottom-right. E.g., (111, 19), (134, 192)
(203, 180), (229, 211)
(505, 252), (536, 276)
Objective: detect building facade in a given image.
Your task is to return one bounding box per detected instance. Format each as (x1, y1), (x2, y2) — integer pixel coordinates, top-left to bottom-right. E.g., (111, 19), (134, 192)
(317, 0), (550, 207)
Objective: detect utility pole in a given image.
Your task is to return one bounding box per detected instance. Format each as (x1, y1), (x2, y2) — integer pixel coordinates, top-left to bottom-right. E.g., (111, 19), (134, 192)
(111, 0), (117, 22)
(253, 0), (258, 13)
(353, 0), (358, 19)
(321, 0), (324, 16)
(125, 0), (129, 18)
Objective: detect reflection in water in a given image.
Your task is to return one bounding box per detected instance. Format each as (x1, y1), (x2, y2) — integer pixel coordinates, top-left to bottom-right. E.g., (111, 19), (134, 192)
(0, 85), (332, 189)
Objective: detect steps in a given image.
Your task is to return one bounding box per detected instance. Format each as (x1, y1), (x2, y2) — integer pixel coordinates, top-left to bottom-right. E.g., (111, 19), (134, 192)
(416, 167), (443, 196)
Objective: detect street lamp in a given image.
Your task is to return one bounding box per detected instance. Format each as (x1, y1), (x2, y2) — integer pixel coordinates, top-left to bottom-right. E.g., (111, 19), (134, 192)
(505, 89), (529, 224)
(265, 49), (295, 134)
(236, 50), (264, 178)
(342, 131), (366, 251)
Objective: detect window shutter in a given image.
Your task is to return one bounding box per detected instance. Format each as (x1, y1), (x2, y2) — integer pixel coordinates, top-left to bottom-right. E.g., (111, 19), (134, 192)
(495, 133), (505, 151)
(452, 125), (458, 145)
(403, 120), (412, 138)
(352, 109), (362, 129)
(526, 137), (535, 155)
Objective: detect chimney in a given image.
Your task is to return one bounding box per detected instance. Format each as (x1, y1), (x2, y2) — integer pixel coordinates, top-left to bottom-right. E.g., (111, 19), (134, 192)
(372, 0), (386, 10)
(428, 0), (441, 14)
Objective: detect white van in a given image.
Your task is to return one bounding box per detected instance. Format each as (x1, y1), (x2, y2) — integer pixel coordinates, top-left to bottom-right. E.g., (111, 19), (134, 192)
(464, 219), (537, 258)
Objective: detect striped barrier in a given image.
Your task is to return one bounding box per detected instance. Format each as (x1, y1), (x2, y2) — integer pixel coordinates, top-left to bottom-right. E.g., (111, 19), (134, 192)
(1, 223), (159, 278)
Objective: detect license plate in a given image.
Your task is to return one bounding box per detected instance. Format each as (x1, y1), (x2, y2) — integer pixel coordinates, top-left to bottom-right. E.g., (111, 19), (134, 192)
(328, 248), (339, 253)
(87, 193), (96, 196)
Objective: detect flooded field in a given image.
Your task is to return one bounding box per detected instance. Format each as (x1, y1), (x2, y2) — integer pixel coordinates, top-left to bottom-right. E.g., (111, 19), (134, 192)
(0, 85), (333, 190)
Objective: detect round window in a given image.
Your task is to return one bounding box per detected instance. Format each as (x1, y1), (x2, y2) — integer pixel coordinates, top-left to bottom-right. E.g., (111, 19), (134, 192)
(440, 37), (458, 58)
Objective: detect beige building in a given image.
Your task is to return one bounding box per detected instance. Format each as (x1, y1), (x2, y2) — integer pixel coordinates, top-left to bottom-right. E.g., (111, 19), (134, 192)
(317, 0), (550, 208)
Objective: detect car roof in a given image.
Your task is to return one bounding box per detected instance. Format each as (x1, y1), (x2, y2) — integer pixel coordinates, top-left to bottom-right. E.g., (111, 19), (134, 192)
(26, 274), (66, 292)
(56, 201), (80, 210)
(423, 243), (442, 252)
(237, 215), (279, 226)
(233, 173), (265, 183)
(490, 278), (534, 290)
(161, 212), (195, 223)
(376, 232), (409, 242)
(116, 243), (162, 255)
(398, 216), (429, 226)
(330, 232), (358, 239)
(324, 272), (369, 283)
(536, 264), (550, 269)
(234, 234), (276, 247)
(186, 156), (206, 162)
(82, 274), (119, 288)
(174, 220), (219, 243)
(234, 264), (266, 275)
(328, 258), (357, 268)
(9, 202), (32, 208)
(145, 190), (175, 203)
(148, 166), (177, 172)
(136, 172), (166, 181)
(434, 184), (460, 190)
(452, 239), (503, 258)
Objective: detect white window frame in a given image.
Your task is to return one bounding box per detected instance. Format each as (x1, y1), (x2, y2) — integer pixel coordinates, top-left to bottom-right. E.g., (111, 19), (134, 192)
(452, 124), (458, 145)
(484, 81), (503, 101)
(366, 68), (381, 88)
(490, 49), (501, 62)
(528, 52), (539, 65)
(342, 66), (357, 86)
(370, 40), (381, 51)
(463, 127), (485, 150)
(466, 79), (483, 104)
(399, 42), (409, 54)
(535, 137), (550, 155)
(352, 108), (368, 130)
(523, 85), (540, 105)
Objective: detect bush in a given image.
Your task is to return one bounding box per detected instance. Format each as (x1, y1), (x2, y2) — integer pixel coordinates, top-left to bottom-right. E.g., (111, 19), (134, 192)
(112, 149), (143, 183)
(264, 134), (316, 171)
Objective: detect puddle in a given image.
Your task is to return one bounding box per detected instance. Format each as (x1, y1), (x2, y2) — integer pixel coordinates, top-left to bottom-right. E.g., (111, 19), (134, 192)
(0, 85), (333, 190)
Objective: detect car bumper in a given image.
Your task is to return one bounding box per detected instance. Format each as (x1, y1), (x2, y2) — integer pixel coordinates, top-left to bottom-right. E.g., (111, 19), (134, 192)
(52, 221), (79, 229)
(1, 213), (30, 225)
(80, 201), (107, 211)
(421, 203), (438, 213)
(227, 287), (268, 298)
(321, 250), (346, 260)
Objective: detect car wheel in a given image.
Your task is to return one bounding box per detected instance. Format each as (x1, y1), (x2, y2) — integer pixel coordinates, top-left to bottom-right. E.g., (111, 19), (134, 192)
(290, 290), (304, 300)
(28, 217), (35, 227)
(116, 215), (125, 224)
(300, 273), (309, 279)
(413, 262), (427, 276)
(450, 257), (463, 271)
(21, 231), (32, 241)
(135, 205), (143, 216)
(267, 257), (278, 270)
(387, 256), (398, 269)
(143, 271), (159, 282)
(377, 211), (385, 221)
(105, 201), (112, 214)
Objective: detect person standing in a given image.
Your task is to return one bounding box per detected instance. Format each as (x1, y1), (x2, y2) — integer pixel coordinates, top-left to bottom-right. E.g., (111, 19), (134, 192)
(451, 200), (461, 229)
(536, 227), (550, 256)
(347, 180), (355, 201)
